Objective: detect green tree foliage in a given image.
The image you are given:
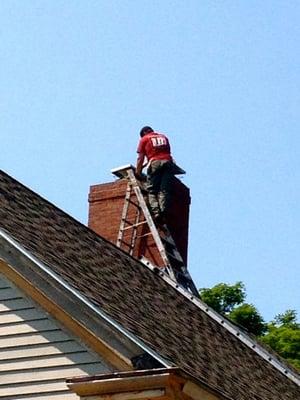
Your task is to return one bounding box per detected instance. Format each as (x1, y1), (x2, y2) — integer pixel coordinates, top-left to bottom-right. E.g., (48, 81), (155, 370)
(199, 282), (266, 336)
(275, 310), (298, 327)
(199, 283), (300, 370)
(261, 310), (300, 370)
(200, 281), (246, 314)
(230, 304), (266, 336)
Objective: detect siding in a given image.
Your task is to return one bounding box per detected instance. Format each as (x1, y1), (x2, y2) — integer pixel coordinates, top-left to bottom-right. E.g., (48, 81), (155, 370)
(0, 274), (113, 399)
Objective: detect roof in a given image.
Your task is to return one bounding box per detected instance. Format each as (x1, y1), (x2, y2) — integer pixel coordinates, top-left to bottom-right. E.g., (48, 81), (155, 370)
(0, 169), (299, 400)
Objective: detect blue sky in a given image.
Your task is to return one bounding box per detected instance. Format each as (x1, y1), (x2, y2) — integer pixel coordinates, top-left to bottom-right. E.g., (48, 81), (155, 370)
(1, 1), (299, 321)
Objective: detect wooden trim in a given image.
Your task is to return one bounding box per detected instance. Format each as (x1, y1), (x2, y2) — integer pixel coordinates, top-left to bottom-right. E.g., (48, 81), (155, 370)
(68, 370), (223, 400)
(0, 259), (133, 371)
(68, 373), (173, 396)
(68, 371), (194, 399)
(82, 389), (167, 400)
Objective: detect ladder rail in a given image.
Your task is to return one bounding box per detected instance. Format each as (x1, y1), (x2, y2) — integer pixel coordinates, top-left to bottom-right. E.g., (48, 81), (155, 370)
(130, 206), (142, 256)
(116, 183), (132, 249)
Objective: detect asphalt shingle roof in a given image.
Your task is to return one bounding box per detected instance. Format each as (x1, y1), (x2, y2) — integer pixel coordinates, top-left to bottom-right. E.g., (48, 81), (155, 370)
(0, 170), (299, 400)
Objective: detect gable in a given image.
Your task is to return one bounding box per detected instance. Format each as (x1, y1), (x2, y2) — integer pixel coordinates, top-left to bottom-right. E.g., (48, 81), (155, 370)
(0, 273), (113, 399)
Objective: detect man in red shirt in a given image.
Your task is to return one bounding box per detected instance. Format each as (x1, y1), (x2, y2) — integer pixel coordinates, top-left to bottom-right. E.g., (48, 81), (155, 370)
(136, 126), (175, 223)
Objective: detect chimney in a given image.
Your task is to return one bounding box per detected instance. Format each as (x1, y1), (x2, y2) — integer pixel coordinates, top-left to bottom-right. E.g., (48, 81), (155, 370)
(88, 177), (191, 267)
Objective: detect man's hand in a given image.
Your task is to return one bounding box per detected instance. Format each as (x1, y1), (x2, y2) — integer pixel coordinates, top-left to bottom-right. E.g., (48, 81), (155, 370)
(134, 171), (142, 180)
(134, 172), (146, 181)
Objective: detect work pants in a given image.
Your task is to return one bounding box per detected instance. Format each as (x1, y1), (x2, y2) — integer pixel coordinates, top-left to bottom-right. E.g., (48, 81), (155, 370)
(146, 160), (174, 217)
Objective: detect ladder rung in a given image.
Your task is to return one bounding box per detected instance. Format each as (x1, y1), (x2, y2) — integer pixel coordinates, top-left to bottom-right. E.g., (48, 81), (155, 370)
(165, 249), (183, 261)
(137, 232), (152, 239)
(121, 220), (147, 231)
(128, 199), (141, 208)
(119, 240), (134, 249)
(161, 236), (175, 246)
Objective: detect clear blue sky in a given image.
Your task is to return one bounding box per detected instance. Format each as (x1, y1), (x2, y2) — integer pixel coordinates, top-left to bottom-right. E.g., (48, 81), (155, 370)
(1, 1), (299, 321)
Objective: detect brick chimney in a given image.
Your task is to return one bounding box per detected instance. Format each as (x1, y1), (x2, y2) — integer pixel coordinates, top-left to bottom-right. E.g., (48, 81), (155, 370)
(88, 177), (190, 267)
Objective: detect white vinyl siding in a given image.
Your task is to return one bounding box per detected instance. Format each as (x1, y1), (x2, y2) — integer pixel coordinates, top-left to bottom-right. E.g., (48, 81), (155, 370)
(0, 274), (113, 399)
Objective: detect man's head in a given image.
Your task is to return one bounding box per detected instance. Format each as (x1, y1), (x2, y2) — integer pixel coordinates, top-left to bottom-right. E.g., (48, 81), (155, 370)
(139, 126), (154, 137)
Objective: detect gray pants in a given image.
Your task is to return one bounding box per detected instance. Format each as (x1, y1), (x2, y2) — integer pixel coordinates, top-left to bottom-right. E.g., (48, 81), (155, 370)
(147, 160), (174, 217)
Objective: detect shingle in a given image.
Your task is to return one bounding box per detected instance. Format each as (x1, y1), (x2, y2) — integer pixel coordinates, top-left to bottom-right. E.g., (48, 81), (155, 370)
(0, 170), (299, 400)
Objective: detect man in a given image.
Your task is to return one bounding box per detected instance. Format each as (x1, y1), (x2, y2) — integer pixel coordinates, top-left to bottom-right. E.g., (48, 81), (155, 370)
(136, 126), (175, 223)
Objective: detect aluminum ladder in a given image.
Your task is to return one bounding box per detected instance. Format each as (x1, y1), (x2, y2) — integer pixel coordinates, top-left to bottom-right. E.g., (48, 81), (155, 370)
(111, 164), (199, 297)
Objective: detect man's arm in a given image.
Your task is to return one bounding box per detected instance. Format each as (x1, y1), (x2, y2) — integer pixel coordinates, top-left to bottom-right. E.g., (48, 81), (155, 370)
(136, 152), (145, 177)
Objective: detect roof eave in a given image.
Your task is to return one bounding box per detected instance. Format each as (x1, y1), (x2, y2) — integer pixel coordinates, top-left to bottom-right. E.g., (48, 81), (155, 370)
(67, 367), (228, 400)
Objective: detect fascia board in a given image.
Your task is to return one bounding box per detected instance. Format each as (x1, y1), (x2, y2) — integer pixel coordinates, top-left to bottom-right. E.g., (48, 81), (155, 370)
(67, 368), (225, 399)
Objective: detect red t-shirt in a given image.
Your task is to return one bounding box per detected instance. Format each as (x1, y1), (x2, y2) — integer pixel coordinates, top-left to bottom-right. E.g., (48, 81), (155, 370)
(137, 132), (172, 161)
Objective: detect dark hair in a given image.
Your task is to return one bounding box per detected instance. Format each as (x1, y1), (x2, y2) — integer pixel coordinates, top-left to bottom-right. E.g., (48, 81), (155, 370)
(139, 126), (154, 137)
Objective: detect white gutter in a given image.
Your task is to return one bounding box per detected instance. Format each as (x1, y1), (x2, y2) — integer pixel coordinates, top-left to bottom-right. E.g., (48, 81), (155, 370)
(0, 228), (171, 368)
